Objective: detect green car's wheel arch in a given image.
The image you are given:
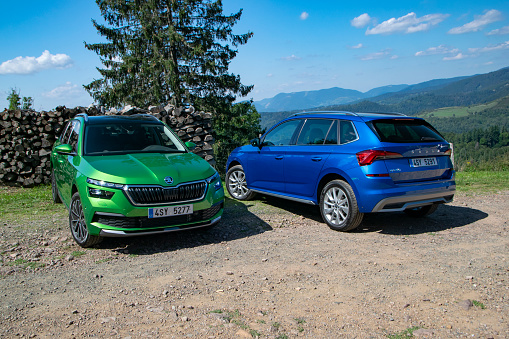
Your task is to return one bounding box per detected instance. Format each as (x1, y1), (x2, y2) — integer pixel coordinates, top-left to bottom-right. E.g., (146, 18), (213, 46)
(319, 179), (364, 232)
(69, 192), (102, 248)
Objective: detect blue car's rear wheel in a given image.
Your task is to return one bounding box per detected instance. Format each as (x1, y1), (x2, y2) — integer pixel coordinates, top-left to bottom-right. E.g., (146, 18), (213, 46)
(69, 192), (102, 248)
(320, 180), (363, 231)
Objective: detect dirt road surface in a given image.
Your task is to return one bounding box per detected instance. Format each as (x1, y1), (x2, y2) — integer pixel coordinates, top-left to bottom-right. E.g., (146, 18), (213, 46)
(1, 191), (508, 338)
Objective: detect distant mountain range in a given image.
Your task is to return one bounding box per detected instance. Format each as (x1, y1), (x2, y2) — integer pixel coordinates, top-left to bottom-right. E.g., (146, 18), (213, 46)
(257, 67), (509, 129)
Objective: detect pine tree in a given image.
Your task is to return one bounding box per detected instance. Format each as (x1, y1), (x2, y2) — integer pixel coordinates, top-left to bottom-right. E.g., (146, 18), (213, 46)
(85, 0), (253, 110)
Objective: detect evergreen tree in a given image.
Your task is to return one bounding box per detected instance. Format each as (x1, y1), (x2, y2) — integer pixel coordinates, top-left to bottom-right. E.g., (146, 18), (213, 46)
(85, 0), (253, 109)
(7, 88), (21, 110)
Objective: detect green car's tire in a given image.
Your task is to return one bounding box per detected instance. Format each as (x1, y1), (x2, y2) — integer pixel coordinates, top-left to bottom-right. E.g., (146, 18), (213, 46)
(69, 192), (103, 248)
(51, 170), (62, 204)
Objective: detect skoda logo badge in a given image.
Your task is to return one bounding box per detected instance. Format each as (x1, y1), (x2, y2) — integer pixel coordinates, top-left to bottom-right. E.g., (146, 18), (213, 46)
(164, 176), (174, 185)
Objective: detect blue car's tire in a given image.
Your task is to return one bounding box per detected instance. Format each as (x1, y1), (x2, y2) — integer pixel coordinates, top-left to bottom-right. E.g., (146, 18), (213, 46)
(320, 180), (363, 232)
(226, 165), (256, 201)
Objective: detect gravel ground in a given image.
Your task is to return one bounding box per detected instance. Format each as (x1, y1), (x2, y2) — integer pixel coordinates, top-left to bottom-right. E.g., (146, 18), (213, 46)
(0, 191), (508, 338)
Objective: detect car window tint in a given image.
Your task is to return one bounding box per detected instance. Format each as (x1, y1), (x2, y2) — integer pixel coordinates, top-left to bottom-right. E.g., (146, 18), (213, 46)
(262, 120), (301, 146)
(85, 123), (185, 155)
(60, 121), (73, 144)
(68, 120), (81, 152)
(371, 119), (445, 143)
(296, 119), (333, 145)
(324, 120), (338, 144)
(339, 120), (358, 144)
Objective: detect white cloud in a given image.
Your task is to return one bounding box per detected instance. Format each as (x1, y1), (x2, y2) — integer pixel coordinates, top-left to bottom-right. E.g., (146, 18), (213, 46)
(351, 13), (372, 28)
(300, 12), (309, 20)
(468, 41), (509, 54)
(415, 45), (460, 56)
(281, 55), (301, 61)
(360, 49), (392, 61)
(448, 9), (503, 34)
(0, 50), (73, 75)
(350, 43), (364, 49)
(443, 53), (468, 61)
(487, 25), (509, 35)
(42, 82), (83, 99)
(366, 12), (449, 35)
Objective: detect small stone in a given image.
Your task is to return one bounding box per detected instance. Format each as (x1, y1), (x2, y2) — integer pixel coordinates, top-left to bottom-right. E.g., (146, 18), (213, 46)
(458, 299), (473, 310)
(181, 316), (189, 322)
(65, 255), (74, 261)
(413, 328), (434, 337)
(235, 329), (251, 338)
(226, 271), (234, 275)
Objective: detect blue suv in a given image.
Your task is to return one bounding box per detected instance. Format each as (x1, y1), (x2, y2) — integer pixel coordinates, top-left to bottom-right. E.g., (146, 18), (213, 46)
(225, 112), (455, 231)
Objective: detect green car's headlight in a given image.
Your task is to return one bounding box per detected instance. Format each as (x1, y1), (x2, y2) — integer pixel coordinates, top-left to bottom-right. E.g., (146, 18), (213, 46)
(87, 178), (125, 189)
(87, 178), (124, 199)
(206, 172), (222, 191)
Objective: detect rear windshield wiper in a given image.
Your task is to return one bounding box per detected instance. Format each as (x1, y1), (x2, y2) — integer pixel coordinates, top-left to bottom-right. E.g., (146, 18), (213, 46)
(421, 136), (441, 142)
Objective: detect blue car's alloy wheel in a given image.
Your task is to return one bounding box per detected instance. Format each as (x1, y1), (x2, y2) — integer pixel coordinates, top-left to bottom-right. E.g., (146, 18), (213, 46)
(320, 180), (363, 231)
(226, 165), (256, 200)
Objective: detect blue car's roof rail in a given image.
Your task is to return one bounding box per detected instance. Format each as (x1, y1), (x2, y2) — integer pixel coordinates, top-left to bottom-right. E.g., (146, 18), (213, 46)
(290, 111), (407, 117)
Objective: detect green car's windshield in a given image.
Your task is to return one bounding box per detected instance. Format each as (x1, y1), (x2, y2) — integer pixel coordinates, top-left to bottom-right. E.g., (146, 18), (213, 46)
(84, 123), (186, 155)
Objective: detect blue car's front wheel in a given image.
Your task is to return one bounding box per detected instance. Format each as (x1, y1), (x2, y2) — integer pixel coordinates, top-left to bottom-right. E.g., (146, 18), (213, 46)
(226, 165), (256, 201)
(320, 180), (363, 232)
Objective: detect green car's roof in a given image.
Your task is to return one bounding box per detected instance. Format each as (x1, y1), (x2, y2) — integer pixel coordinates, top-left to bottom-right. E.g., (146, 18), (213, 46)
(80, 114), (162, 125)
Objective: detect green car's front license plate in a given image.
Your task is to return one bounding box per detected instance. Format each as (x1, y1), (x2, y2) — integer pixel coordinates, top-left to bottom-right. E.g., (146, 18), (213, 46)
(148, 204), (193, 218)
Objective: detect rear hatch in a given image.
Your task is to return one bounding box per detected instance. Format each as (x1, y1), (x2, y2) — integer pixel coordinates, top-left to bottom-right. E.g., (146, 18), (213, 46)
(367, 118), (453, 183)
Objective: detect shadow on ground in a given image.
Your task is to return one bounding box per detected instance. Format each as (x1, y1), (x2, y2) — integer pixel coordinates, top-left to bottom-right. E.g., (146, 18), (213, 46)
(96, 196), (272, 254)
(357, 204), (489, 235)
(236, 195), (489, 236)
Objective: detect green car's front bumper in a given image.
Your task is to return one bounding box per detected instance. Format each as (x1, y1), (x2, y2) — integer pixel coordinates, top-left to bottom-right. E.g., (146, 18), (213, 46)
(80, 176), (224, 237)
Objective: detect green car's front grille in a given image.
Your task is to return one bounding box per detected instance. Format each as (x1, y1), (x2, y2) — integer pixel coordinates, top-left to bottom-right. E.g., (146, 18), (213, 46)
(125, 181), (207, 206)
(93, 202), (223, 229)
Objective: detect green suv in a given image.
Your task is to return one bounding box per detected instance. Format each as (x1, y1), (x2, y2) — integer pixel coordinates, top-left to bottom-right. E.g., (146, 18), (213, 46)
(51, 113), (224, 247)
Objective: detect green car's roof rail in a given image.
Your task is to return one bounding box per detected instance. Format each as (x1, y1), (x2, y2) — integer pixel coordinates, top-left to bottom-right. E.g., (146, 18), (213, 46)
(76, 113), (89, 122)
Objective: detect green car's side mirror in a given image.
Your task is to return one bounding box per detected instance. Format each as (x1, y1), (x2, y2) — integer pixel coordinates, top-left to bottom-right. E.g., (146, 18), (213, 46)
(185, 141), (197, 150)
(55, 144), (76, 156)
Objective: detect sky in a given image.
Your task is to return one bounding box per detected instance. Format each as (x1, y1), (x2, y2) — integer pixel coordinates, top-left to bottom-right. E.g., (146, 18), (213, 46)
(1, 0), (509, 111)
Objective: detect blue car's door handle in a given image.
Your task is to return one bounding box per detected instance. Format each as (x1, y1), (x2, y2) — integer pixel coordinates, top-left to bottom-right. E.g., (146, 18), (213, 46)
(312, 157), (322, 162)
(275, 155), (284, 160)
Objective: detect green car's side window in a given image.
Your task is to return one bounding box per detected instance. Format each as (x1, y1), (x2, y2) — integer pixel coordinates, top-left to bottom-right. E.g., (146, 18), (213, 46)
(68, 120), (81, 152)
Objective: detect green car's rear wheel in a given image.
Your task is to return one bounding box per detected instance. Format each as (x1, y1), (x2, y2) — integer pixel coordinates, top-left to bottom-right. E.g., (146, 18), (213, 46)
(69, 192), (102, 248)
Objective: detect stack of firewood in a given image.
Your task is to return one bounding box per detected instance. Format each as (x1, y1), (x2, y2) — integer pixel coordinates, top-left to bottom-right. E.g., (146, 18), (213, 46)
(0, 105), (215, 187)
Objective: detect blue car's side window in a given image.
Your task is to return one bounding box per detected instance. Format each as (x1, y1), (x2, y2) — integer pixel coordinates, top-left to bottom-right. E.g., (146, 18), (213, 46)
(296, 119), (335, 145)
(262, 120), (302, 146)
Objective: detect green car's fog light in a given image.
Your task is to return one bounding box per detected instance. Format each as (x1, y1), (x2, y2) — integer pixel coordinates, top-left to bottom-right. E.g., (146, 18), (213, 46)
(88, 188), (115, 199)
(214, 180), (222, 191)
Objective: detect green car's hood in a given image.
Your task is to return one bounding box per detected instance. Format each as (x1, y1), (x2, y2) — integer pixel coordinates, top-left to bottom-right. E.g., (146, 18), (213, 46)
(80, 152), (215, 185)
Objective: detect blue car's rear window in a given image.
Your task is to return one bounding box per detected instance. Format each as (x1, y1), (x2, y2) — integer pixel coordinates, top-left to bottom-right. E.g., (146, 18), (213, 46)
(369, 119), (445, 143)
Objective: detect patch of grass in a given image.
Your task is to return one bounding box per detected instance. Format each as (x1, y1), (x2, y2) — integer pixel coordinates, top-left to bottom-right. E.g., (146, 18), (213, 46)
(249, 329), (261, 337)
(71, 250), (86, 257)
(95, 258), (113, 264)
(294, 318), (306, 324)
(472, 300), (486, 309)
(210, 309), (223, 314)
(256, 319), (266, 324)
(8, 258), (28, 266)
(387, 326), (421, 338)
(456, 171), (509, 193)
(8, 258), (45, 269)
(276, 335), (288, 339)
(272, 322), (281, 329)
(0, 185), (64, 223)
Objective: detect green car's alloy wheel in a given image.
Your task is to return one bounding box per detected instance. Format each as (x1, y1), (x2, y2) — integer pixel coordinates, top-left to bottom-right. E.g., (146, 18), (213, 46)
(226, 165), (256, 200)
(51, 170), (62, 204)
(69, 192), (102, 248)
(320, 180), (363, 232)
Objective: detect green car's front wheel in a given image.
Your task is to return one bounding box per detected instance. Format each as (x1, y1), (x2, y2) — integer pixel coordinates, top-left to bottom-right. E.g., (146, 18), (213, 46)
(69, 192), (102, 248)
